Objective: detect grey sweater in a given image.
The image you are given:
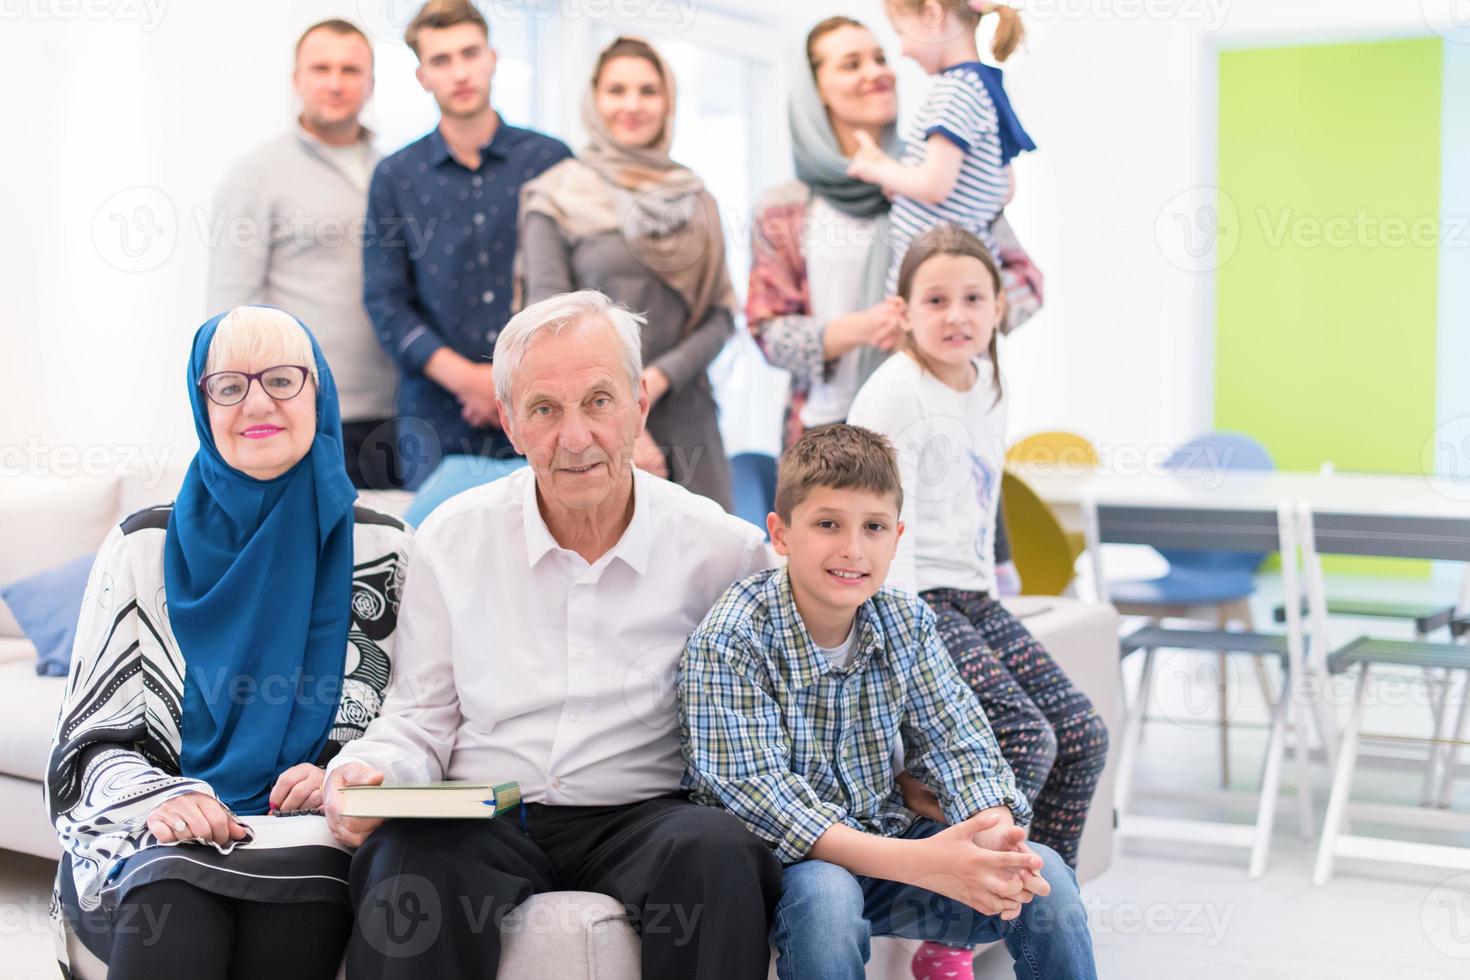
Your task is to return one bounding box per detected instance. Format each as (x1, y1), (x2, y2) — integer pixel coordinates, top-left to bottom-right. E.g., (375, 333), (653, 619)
(206, 125), (397, 422)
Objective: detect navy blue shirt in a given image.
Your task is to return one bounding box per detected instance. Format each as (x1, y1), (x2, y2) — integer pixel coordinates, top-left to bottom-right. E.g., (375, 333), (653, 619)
(364, 117), (571, 482)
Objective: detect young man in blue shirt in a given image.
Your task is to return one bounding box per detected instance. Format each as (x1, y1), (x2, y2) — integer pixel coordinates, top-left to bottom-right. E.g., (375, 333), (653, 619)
(363, 0), (571, 486)
(680, 424), (1097, 980)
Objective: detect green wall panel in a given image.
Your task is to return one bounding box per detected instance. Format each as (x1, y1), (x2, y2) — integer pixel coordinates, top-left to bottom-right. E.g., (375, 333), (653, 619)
(1215, 38), (1441, 476)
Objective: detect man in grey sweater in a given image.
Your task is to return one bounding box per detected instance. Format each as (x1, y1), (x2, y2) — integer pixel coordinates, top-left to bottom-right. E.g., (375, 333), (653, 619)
(206, 19), (401, 489)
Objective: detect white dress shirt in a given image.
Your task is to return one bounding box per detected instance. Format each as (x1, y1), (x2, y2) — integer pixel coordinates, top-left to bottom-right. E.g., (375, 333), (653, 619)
(328, 466), (771, 805)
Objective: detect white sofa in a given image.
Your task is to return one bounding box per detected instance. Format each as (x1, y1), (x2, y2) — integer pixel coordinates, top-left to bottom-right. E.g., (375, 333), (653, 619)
(1, 469), (1120, 979)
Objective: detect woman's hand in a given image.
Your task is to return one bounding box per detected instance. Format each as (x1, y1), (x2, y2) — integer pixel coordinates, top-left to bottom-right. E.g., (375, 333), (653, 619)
(898, 770), (946, 823)
(824, 297), (904, 360)
(633, 430), (669, 479)
(270, 762), (326, 814)
(641, 366), (671, 407)
(146, 792), (249, 846)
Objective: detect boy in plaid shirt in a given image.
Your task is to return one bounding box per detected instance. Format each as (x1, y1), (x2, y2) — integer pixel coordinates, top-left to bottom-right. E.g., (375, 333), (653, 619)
(679, 425), (1096, 980)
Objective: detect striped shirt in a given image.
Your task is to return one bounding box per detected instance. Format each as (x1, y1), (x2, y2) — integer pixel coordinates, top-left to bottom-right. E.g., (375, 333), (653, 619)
(678, 566), (1028, 864)
(887, 63), (1010, 294)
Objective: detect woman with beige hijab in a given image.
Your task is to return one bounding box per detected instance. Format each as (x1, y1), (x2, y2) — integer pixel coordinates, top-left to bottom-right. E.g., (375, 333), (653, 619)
(518, 36), (736, 510)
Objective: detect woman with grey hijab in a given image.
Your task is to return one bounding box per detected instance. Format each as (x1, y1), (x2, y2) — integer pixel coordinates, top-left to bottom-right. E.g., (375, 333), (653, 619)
(747, 15), (1041, 443)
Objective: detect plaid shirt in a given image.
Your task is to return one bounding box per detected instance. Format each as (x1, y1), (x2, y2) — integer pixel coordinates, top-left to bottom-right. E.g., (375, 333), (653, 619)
(679, 567), (1029, 864)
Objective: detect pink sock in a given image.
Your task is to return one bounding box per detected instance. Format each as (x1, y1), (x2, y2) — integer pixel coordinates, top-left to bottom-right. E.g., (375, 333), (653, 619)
(911, 941), (974, 980)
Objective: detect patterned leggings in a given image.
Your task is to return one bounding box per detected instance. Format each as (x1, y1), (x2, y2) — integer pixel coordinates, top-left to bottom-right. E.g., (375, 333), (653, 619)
(922, 589), (1109, 867)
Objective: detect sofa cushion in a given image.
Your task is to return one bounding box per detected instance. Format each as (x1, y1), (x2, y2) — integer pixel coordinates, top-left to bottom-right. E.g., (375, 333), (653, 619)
(0, 658), (67, 781)
(0, 476), (119, 638)
(116, 461), (189, 524)
(2, 553), (94, 676)
(498, 892), (640, 980)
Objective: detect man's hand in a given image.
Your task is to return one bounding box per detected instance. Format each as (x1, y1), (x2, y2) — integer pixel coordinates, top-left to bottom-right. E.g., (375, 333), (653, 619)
(456, 363), (501, 429)
(146, 792), (249, 846)
(910, 810), (1045, 920)
(324, 762), (387, 848)
(425, 349), (501, 429)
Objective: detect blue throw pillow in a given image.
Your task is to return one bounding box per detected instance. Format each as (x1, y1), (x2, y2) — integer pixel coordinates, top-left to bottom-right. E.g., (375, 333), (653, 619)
(1, 553), (96, 677)
(404, 455), (528, 527)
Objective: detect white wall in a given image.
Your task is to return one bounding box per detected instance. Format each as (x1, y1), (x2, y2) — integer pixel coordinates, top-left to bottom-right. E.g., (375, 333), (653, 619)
(0, 0), (1454, 490)
(845, 0), (1455, 467)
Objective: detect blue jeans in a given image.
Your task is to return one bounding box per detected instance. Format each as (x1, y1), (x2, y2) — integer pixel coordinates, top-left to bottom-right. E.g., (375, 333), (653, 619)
(770, 819), (1097, 980)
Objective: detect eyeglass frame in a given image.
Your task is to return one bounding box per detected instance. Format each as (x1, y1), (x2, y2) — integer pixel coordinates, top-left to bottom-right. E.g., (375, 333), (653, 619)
(197, 365), (312, 407)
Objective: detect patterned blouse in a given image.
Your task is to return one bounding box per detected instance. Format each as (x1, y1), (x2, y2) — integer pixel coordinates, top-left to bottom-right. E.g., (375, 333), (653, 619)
(46, 503), (411, 918)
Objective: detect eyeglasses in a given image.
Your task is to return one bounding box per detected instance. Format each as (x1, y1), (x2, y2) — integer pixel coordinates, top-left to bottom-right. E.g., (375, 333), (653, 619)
(198, 365), (311, 407)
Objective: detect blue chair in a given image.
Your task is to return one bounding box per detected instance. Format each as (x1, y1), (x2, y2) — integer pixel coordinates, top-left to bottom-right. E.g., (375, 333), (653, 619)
(1111, 432), (1274, 606)
(1109, 433), (1275, 785)
(729, 452), (777, 537)
(403, 455), (528, 528)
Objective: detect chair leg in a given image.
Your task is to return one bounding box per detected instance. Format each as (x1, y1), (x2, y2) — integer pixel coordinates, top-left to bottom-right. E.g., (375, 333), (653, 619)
(1215, 605), (1235, 788)
(1249, 668), (1292, 879)
(1291, 685), (1315, 840)
(1422, 666), (1451, 807)
(1436, 670), (1470, 809)
(1114, 646), (1158, 816)
(1314, 663), (1370, 886)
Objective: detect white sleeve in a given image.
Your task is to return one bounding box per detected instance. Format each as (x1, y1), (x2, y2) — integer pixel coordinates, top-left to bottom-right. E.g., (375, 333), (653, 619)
(327, 535), (461, 785)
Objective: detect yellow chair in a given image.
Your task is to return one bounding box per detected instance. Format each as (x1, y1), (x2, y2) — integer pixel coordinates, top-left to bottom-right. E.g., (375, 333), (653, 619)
(1001, 469), (1085, 596)
(1006, 430), (1100, 471)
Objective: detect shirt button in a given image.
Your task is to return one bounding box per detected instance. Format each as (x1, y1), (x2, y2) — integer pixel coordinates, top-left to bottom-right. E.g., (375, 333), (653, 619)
(568, 712), (581, 723)
(551, 778), (563, 790)
(472, 175), (484, 187)
(473, 212), (485, 225)
(482, 290), (495, 304)
(1003, 795), (1015, 806)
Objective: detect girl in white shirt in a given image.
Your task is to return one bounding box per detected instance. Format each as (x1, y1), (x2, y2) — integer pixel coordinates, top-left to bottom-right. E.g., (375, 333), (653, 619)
(847, 223), (1107, 980)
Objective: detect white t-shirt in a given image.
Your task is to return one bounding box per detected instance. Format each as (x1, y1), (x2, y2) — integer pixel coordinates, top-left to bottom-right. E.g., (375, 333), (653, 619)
(802, 195), (882, 428)
(814, 620), (860, 670)
(847, 351), (1007, 597)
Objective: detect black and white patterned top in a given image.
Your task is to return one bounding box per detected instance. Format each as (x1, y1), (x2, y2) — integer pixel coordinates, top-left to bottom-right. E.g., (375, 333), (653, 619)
(45, 503), (410, 923)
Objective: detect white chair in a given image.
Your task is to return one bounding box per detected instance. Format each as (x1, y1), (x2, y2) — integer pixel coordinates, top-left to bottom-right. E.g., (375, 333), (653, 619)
(1089, 500), (1318, 877)
(1306, 509), (1470, 883)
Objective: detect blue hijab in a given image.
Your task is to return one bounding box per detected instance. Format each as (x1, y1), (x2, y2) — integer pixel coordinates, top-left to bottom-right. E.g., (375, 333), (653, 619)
(165, 311), (357, 815)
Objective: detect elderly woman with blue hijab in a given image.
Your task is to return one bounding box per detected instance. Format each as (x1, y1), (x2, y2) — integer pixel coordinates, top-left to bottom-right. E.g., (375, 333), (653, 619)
(746, 15), (1042, 444)
(45, 306), (411, 980)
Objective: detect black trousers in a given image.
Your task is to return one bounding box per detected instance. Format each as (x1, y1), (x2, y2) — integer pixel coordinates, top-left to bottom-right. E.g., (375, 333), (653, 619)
(346, 794), (782, 980)
(340, 418), (406, 491)
(106, 879), (351, 980)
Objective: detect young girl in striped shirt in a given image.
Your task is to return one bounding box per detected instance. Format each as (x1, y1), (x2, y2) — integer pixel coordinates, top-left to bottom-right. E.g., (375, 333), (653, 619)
(846, 1), (1036, 296)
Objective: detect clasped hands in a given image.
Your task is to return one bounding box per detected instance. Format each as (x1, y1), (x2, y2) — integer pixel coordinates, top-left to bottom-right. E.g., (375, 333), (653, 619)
(897, 770), (1049, 921)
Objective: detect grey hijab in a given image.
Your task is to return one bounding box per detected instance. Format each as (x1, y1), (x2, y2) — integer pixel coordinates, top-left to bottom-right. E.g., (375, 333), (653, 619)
(789, 41), (901, 381)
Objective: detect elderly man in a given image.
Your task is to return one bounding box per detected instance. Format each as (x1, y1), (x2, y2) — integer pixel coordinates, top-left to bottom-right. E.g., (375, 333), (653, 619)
(324, 290), (781, 979)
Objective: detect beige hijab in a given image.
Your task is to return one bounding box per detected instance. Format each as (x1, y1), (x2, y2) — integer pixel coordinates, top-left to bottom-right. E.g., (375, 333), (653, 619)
(517, 37), (737, 335)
